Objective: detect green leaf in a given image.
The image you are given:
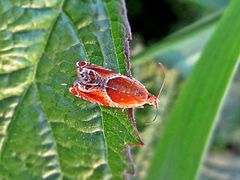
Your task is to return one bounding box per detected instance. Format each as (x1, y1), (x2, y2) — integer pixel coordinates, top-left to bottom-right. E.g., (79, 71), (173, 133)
(187, 0), (228, 10)
(130, 13), (220, 178)
(0, 0), (142, 179)
(145, 0), (240, 179)
(132, 10), (223, 75)
(130, 11), (222, 128)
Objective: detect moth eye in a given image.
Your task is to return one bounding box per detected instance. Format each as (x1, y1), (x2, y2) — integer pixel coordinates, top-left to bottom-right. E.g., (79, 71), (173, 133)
(88, 70), (98, 79)
(73, 81), (81, 87)
(79, 73), (91, 82)
(89, 70), (94, 77)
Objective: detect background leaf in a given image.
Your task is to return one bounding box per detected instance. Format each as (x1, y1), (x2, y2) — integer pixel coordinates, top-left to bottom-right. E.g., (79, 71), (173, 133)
(144, 0), (240, 179)
(132, 10), (222, 74)
(0, 0), (142, 179)
(129, 10), (221, 179)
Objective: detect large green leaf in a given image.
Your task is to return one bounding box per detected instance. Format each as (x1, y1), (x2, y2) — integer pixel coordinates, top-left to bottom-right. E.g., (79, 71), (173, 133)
(0, 0), (142, 179)
(145, 0), (240, 179)
(129, 11), (221, 179)
(132, 10), (222, 74)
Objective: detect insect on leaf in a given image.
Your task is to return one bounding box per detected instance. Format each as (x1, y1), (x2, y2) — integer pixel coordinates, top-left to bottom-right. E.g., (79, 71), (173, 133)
(0, 0), (142, 179)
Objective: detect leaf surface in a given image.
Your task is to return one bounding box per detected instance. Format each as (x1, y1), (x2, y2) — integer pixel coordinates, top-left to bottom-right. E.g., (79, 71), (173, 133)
(0, 0), (142, 179)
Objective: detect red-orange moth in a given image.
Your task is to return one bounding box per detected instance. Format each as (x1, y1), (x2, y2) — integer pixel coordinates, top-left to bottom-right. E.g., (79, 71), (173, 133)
(69, 61), (165, 113)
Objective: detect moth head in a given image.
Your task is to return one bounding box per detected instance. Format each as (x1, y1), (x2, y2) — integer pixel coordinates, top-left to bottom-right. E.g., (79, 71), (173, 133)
(78, 69), (99, 85)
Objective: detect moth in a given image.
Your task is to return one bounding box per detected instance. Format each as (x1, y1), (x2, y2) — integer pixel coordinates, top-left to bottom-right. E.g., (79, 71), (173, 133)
(69, 61), (165, 112)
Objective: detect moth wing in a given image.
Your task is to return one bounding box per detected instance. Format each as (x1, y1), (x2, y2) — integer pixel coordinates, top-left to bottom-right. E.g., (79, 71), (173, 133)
(105, 76), (149, 108)
(85, 63), (118, 78)
(69, 86), (113, 107)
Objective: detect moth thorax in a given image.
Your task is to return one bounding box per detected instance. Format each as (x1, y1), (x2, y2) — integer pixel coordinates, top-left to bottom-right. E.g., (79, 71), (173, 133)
(73, 80), (94, 92)
(78, 69), (99, 85)
(147, 93), (159, 105)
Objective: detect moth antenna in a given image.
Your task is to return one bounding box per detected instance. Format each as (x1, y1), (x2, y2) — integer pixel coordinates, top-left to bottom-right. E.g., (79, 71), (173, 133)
(145, 102), (158, 124)
(145, 63), (166, 124)
(157, 63), (166, 99)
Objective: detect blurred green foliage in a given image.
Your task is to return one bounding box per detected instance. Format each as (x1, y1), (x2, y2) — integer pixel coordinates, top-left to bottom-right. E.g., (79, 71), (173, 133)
(128, 0), (240, 179)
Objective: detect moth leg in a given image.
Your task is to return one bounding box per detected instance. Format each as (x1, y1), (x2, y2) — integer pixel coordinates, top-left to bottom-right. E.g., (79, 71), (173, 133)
(128, 108), (136, 127)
